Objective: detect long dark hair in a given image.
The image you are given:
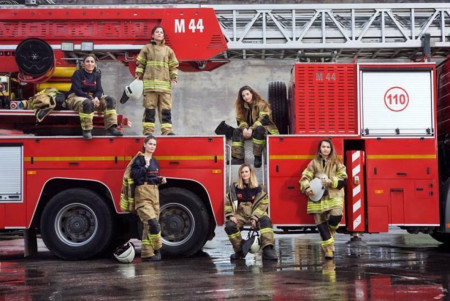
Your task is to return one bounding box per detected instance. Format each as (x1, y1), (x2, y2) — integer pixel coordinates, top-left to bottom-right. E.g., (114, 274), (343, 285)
(315, 138), (341, 165)
(234, 85), (268, 119)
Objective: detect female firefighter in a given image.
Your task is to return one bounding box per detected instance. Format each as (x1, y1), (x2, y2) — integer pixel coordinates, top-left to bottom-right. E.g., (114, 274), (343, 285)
(224, 163), (277, 261)
(299, 138), (347, 259)
(66, 53), (123, 140)
(135, 25), (179, 136)
(130, 134), (167, 261)
(231, 85), (279, 168)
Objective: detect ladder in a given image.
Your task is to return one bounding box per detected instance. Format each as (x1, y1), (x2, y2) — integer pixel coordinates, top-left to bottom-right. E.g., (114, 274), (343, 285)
(209, 3), (450, 61)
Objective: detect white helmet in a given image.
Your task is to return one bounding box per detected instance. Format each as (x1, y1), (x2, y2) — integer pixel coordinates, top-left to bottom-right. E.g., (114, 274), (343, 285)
(120, 79), (143, 104)
(249, 232), (261, 254)
(113, 242), (135, 263)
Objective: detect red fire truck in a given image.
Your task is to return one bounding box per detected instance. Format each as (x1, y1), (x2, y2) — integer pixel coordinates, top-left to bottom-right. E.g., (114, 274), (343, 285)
(1, 5), (449, 260)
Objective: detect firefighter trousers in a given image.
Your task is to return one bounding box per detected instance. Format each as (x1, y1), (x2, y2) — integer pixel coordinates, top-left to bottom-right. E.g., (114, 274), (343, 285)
(142, 91), (173, 135)
(313, 208), (343, 256)
(66, 93), (118, 131)
(135, 184), (162, 258)
(225, 214), (274, 253)
(231, 126), (268, 159)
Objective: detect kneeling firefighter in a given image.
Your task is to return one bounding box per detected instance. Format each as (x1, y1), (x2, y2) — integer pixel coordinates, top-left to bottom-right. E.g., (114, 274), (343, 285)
(224, 163), (278, 261)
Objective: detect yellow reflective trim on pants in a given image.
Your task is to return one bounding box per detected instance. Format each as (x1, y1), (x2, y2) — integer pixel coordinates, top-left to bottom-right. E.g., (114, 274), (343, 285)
(252, 138), (266, 145)
(228, 232), (241, 239)
(321, 237), (334, 246)
(161, 123), (172, 129)
(260, 228), (274, 235)
(143, 122), (155, 127)
(269, 129), (279, 135)
(105, 109), (117, 116)
(79, 112), (94, 118)
(232, 141), (244, 147)
(254, 121), (263, 127)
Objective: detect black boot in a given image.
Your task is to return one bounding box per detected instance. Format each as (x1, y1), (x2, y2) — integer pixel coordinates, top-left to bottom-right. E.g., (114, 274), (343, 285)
(254, 156), (262, 168)
(143, 250), (161, 262)
(107, 125), (123, 136)
(230, 251), (245, 261)
(231, 157), (244, 165)
(262, 246), (277, 261)
(82, 130), (92, 140)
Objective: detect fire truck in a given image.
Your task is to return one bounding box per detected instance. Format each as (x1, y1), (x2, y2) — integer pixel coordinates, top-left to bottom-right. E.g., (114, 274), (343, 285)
(1, 4), (450, 260)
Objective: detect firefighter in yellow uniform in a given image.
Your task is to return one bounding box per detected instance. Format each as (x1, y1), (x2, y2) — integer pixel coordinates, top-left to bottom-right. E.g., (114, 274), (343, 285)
(299, 138), (347, 259)
(130, 135), (166, 261)
(135, 25), (179, 135)
(66, 53), (123, 140)
(224, 163), (277, 261)
(231, 86), (279, 168)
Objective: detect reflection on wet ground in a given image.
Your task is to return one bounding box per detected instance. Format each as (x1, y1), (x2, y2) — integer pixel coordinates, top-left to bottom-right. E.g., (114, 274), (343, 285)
(1, 228), (450, 300)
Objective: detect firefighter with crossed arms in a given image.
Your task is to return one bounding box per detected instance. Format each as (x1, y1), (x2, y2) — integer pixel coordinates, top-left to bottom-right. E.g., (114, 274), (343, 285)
(224, 163), (278, 261)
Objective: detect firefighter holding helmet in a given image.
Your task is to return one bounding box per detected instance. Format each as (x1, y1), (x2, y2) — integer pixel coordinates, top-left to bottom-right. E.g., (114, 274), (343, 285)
(130, 134), (166, 261)
(66, 53), (123, 140)
(299, 138), (347, 260)
(224, 163), (278, 261)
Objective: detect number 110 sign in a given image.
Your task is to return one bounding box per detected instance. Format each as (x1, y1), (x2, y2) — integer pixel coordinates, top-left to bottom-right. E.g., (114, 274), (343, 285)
(384, 86), (409, 112)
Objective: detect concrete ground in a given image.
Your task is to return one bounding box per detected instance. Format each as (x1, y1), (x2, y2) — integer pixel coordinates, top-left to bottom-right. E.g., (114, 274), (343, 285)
(1, 228), (449, 300)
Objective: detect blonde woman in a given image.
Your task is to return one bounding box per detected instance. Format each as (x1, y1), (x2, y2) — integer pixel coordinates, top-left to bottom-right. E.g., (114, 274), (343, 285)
(224, 163), (277, 261)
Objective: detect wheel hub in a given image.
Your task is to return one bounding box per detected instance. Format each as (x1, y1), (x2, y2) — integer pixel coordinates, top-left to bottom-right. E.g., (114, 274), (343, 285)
(66, 215), (90, 235)
(166, 214), (185, 234)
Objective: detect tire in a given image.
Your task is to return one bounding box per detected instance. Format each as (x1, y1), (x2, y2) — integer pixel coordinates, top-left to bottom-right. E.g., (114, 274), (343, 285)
(40, 188), (115, 260)
(268, 81), (289, 134)
(159, 187), (210, 257)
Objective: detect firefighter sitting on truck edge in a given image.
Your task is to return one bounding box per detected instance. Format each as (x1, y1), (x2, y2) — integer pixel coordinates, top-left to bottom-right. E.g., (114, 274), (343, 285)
(231, 85), (279, 168)
(299, 138), (347, 260)
(135, 25), (179, 136)
(66, 53), (123, 140)
(130, 135), (167, 262)
(224, 163), (278, 261)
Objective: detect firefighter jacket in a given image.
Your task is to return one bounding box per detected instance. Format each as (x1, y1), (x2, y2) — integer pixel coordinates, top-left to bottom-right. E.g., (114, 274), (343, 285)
(299, 157), (347, 214)
(130, 154), (162, 186)
(135, 41), (179, 94)
(69, 69), (103, 99)
(236, 99), (279, 135)
(120, 152), (142, 214)
(225, 183), (269, 222)
(30, 88), (66, 123)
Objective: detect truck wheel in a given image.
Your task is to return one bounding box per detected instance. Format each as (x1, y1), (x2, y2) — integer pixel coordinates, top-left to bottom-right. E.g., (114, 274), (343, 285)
(40, 188), (114, 260)
(159, 187), (209, 257)
(268, 81), (289, 134)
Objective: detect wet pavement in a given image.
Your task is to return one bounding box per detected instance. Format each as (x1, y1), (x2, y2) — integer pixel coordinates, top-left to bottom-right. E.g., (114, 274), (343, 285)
(1, 228), (450, 301)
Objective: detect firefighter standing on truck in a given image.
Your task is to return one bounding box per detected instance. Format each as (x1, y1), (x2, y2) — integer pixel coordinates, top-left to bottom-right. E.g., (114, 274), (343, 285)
(135, 25), (179, 136)
(231, 85), (279, 168)
(66, 53), (123, 140)
(131, 135), (166, 261)
(299, 138), (347, 260)
(224, 163), (278, 261)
